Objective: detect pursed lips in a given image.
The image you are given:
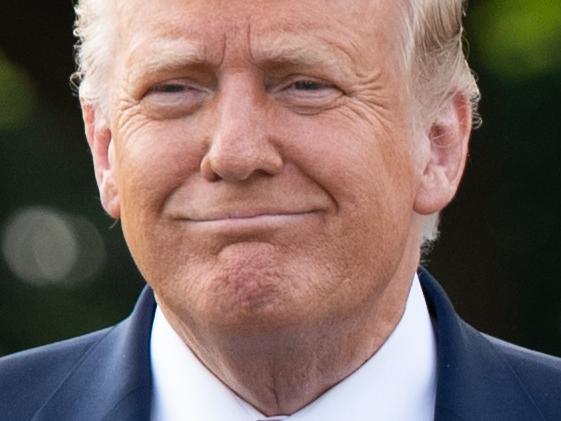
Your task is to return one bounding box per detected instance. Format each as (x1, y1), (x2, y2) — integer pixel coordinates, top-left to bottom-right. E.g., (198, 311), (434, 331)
(187, 210), (319, 222)
(174, 208), (324, 232)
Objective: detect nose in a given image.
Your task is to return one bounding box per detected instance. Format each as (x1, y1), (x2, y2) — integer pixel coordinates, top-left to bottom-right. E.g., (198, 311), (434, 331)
(200, 76), (284, 182)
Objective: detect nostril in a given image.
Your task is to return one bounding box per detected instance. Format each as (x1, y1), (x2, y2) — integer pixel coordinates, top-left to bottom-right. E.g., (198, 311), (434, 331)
(200, 154), (220, 182)
(200, 151), (259, 182)
(200, 139), (284, 182)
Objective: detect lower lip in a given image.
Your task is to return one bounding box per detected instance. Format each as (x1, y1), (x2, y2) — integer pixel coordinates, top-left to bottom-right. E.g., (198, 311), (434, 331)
(185, 212), (319, 232)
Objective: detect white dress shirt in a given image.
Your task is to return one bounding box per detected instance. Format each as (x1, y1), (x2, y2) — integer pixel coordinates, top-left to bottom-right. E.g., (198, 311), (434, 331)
(150, 274), (437, 421)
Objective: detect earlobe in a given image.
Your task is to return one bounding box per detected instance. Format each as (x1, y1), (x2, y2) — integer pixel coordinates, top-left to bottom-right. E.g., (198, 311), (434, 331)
(414, 93), (472, 215)
(81, 102), (121, 219)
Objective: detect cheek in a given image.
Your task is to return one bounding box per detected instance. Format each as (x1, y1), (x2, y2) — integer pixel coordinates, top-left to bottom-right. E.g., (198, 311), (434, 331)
(115, 119), (208, 221)
(280, 110), (415, 214)
(278, 109), (418, 274)
(114, 118), (213, 291)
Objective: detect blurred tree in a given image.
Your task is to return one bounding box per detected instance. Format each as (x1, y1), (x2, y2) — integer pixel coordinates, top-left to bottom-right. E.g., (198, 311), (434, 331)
(0, 0), (560, 358)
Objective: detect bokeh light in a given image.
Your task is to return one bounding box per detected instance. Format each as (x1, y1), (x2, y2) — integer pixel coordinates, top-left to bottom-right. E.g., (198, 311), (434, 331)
(1, 206), (106, 286)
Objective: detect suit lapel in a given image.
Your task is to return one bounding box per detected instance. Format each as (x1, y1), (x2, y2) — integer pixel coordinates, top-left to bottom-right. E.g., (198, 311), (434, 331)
(418, 268), (545, 421)
(32, 287), (156, 421)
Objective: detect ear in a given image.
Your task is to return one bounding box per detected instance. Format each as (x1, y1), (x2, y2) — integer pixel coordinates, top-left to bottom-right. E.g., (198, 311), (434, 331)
(81, 101), (121, 219)
(413, 93), (472, 215)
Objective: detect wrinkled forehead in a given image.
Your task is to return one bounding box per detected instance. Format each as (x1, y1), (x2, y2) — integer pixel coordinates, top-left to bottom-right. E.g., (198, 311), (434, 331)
(114, 0), (407, 58)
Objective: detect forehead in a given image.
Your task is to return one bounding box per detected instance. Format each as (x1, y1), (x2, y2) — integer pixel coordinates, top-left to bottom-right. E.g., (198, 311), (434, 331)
(116, 0), (405, 67)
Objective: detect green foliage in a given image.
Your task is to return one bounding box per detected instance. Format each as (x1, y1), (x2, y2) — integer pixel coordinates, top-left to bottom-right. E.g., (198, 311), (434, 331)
(0, 51), (37, 131)
(471, 0), (561, 80)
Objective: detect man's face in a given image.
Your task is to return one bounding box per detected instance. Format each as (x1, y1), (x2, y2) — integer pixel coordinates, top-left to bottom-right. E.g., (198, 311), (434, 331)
(105, 0), (427, 334)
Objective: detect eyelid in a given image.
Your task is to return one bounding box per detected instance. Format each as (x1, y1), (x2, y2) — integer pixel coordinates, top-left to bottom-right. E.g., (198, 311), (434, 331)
(292, 80), (335, 91)
(149, 84), (185, 95)
(266, 75), (338, 97)
(143, 77), (215, 99)
(269, 76), (344, 115)
(139, 77), (212, 118)
(147, 80), (193, 94)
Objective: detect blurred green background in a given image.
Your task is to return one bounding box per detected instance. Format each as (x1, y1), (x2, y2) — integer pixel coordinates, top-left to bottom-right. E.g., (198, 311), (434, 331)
(1, 1), (560, 357)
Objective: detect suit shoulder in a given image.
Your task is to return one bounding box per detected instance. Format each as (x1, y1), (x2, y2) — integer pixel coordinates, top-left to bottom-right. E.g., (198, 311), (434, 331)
(485, 334), (561, 416)
(486, 334), (561, 376)
(0, 327), (113, 420)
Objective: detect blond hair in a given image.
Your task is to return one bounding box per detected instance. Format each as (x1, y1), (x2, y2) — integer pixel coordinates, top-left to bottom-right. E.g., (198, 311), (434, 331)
(402, 0), (480, 243)
(71, 0), (117, 114)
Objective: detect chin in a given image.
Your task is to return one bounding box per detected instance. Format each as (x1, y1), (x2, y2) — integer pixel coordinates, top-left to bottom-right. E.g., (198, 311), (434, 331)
(151, 242), (336, 334)
(206, 271), (293, 325)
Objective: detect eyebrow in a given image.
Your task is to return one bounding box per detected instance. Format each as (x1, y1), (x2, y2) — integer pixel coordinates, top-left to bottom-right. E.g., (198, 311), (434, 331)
(126, 38), (208, 81)
(250, 33), (354, 71)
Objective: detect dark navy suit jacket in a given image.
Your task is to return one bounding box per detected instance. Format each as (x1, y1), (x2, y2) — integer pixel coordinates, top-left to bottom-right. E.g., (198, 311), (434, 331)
(1, 268), (561, 420)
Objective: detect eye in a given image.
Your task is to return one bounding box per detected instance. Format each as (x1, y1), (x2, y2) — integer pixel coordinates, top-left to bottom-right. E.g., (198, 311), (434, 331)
(284, 79), (335, 93)
(291, 80), (331, 91)
(273, 76), (342, 113)
(147, 81), (198, 96)
(149, 83), (190, 94)
(141, 80), (209, 119)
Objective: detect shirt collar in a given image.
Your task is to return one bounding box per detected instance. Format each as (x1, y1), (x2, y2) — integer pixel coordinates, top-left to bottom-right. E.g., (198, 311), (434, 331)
(150, 273), (437, 421)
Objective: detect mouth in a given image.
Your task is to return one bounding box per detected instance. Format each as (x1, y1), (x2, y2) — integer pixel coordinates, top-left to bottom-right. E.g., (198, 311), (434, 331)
(181, 210), (323, 232)
(190, 210), (317, 222)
